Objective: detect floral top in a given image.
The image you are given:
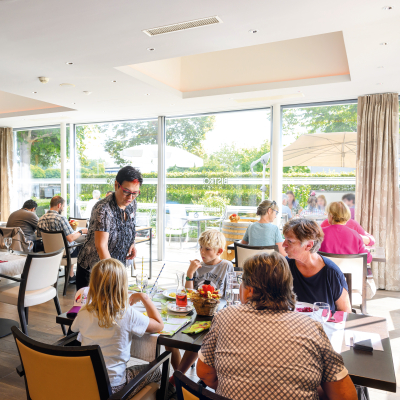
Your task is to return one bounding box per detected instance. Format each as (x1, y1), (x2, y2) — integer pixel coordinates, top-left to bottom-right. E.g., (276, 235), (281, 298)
(77, 193), (137, 271)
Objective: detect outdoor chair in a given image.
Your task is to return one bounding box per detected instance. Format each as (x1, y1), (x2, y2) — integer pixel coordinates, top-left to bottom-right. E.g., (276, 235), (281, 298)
(12, 327), (171, 400)
(174, 371), (230, 400)
(0, 249), (66, 336)
(165, 206), (189, 249)
(68, 217), (88, 228)
(0, 226), (31, 252)
(234, 242), (279, 270)
(40, 229), (82, 296)
(318, 252), (368, 314)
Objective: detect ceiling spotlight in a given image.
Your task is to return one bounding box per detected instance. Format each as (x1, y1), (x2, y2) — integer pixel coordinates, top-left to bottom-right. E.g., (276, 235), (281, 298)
(145, 93), (150, 96)
(66, 62), (74, 65)
(170, 103), (175, 106)
(248, 29), (258, 34)
(382, 6), (393, 10)
(380, 42), (388, 45)
(59, 83), (75, 87)
(72, 102), (76, 104)
(147, 47), (155, 51)
(32, 91), (37, 94)
(38, 76), (49, 84)
(112, 80), (117, 83)
(83, 91), (92, 95)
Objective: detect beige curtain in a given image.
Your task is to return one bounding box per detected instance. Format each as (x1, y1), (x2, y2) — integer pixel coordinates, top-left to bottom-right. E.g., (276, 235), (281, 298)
(356, 93), (400, 290)
(0, 127), (13, 221)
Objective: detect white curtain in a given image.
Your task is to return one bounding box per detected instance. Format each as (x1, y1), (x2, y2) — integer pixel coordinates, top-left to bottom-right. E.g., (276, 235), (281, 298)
(0, 127), (13, 221)
(356, 93), (400, 290)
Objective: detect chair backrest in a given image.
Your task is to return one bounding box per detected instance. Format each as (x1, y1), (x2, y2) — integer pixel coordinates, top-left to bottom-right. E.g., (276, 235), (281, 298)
(234, 242), (279, 270)
(11, 326), (111, 400)
(40, 229), (67, 257)
(23, 249), (65, 291)
(175, 371), (230, 400)
(68, 218), (88, 228)
(318, 252), (367, 303)
(167, 206), (187, 229)
(0, 226), (29, 252)
(136, 212), (151, 227)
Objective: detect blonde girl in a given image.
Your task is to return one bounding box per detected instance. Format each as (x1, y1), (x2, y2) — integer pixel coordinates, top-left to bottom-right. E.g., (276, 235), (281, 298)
(71, 258), (164, 397)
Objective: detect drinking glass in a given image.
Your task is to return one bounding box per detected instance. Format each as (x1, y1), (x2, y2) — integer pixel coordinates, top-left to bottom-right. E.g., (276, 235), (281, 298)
(27, 241), (33, 252)
(225, 272), (236, 306)
(146, 282), (157, 300)
(313, 302), (330, 324)
(176, 271), (188, 309)
(136, 273), (148, 292)
(4, 238), (12, 253)
(161, 303), (168, 318)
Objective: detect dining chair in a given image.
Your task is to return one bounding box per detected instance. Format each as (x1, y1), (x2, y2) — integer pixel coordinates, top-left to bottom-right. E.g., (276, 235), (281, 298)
(0, 249), (66, 336)
(68, 217), (88, 228)
(174, 371), (230, 400)
(12, 327), (171, 400)
(0, 226), (31, 252)
(165, 206), (189, 249)
(40, 229), (82, 296)
(318, 252), (368, 314)
(234, 242), (279, 271)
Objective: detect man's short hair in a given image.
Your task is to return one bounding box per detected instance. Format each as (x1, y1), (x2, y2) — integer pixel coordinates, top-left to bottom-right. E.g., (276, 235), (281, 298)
(92, 190), (101, 199)
(23, 199), (38, 210)
(50, 196), (65, 208)
(115, 166), (143, 186)
(342, 193), (355, 204)
(198, 229), (226, 252)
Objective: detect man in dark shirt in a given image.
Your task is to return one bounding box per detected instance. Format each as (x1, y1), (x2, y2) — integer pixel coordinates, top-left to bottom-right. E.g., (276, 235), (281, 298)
(7, 199), (43, 251)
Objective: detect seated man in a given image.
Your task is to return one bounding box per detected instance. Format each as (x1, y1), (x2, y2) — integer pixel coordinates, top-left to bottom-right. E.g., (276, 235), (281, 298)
(7, 199), (43, 252)
(342, 193), (355, 220)
(37, 196), (87, 284)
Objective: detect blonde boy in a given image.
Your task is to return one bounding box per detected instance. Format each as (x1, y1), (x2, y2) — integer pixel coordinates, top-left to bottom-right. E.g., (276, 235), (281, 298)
(167, 230), (234, 393)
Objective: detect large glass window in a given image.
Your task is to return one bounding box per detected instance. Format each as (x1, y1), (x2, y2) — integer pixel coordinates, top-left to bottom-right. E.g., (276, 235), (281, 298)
(164, 109), (271, 262)
(74, 119), (158, 262)
(281, 102), (357, 217)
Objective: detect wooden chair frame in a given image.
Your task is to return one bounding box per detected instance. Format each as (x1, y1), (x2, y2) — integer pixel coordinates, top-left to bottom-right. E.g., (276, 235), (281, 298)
(13, 328), (172, 400)
(174, 371), (230, 400)
(0, 250), (66, 336)
(39, 228), (83, 296)
(234, 242), (279, 271)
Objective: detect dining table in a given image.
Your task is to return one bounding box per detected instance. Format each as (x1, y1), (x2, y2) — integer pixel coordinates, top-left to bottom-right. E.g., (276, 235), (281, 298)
(0, 250), (27, 337)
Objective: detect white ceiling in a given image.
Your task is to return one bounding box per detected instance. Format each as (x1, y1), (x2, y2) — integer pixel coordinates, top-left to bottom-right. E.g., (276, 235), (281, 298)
(0, 0), (399, 128)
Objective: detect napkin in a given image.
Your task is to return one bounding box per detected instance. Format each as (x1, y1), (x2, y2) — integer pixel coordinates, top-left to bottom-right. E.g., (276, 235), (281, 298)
(182, 321), (211, 335)
(0, 260), (7, 263)
(322, 310), (345, 323)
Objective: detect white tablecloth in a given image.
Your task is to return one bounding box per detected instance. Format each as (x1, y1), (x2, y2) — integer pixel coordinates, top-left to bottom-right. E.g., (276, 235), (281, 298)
(0, 252), (26, 277)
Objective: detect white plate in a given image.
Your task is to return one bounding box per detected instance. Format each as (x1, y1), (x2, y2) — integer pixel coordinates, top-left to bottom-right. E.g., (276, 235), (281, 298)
(163, 288), (178, 299)
(295, 302), (314, 315)
(167, 303), (194, 313)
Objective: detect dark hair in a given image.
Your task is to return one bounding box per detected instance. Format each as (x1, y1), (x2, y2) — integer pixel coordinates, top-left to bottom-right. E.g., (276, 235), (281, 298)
(22, 199), (38, 210)
(242, 252), (296, 311)
(50, 196), (65, 208)
(342, 193), (355, 203)
(307, 195), (317, 209)
(282, 218), (324, 253)
(286, 190), (295, 200)
(115, 166), (143, 186)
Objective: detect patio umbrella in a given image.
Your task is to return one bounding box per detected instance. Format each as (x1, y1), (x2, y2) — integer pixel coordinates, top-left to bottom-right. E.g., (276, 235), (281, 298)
(282, 132), (357, 168)
(120, 144), (203, 172)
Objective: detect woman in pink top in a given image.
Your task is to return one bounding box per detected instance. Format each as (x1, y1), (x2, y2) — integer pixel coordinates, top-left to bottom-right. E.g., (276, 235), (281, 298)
(320, 201), (372, 263)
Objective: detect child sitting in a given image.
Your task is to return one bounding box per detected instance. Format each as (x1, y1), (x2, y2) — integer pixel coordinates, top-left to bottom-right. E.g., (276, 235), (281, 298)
(71, 258), (164, 397)
(166, 229), (234, 392)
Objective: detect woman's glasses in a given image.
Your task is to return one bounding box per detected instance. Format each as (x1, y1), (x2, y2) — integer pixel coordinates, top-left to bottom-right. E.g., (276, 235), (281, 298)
(269, 201), (279, 215)
(118, 183), (140, 198)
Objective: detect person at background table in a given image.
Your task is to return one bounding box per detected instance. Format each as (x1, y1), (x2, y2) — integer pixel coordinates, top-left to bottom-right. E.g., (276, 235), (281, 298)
(320, 207), (375, 246)
(71, 258), (164, 397)
(7, 199), (43, 252)
(84, 189), (101, 219)
(197, 252), (357, 400)
(281, 194), (292, 219)
(106, 191), (113, 197)
(342, 193), (355, 220)
(37, 196), (87, 284)
(166, 229), (234, 392)
(300, 195), (325, 217)
(319, 201), (372, 264)
(241, 200), (286, 256)
(317, 194), (327, 212)
(76, 166), (142, 290)
(286, 190), (301, 214)
(282, 218), (351, 313)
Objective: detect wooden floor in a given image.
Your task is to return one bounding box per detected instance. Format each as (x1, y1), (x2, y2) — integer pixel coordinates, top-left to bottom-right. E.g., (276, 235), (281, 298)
(0, 261), (399, 399)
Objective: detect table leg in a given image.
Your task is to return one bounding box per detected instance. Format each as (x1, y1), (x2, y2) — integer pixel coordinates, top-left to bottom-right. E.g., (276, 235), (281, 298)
(0, 318), (19, 338)
(149, 228), (152, 280)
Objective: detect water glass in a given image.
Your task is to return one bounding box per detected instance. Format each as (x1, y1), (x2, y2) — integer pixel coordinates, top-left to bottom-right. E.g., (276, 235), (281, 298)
(313, 302), (330, 324)
(146, 282), (157, 300)
(136, 273), (148, 292)
(4, 238), (12, 253)
(225, 272), (236, 306)
(27, 241), (33, 252)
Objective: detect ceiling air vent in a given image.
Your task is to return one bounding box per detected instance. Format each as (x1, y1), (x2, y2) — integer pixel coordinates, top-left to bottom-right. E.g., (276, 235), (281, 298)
(143, 16), (222, 37)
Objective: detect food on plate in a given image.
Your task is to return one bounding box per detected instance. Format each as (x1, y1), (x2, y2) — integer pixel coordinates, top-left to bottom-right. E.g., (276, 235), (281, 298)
(296, 307), (313, 313)
(169, 292), (176, 298)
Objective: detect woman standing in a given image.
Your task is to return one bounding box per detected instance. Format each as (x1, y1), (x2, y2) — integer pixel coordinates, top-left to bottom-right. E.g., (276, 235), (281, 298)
(76, 166), (143, 290)
(241, 200), (286, 256)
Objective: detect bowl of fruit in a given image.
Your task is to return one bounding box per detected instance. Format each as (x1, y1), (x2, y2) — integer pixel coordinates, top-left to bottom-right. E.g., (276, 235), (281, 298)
(191, 284), (221, 316)
(69, 219), (79, 230)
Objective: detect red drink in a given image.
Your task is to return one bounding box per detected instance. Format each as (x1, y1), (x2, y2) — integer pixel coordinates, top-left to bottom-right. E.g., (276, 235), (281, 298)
(176, 293), (188, 308)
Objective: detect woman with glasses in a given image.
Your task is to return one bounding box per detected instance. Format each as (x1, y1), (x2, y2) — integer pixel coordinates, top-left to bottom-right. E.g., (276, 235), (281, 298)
(76, 166), (143, 290)
(197, 252), (357, 400)
(241, 199), (286, 256)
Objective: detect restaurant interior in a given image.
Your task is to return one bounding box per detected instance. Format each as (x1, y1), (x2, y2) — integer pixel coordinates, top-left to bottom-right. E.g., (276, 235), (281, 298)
(0, 1), (400, 399)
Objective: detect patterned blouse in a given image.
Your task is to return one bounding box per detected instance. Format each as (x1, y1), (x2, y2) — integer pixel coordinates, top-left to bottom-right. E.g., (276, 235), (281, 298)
(77, 193), (137, 271)
(199, 303), (348, 400)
